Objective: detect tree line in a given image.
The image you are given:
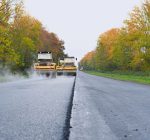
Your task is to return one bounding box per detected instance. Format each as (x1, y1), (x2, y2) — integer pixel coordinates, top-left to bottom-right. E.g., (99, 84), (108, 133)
(80, 0), (150, 72)
(0, 0), (65, 73)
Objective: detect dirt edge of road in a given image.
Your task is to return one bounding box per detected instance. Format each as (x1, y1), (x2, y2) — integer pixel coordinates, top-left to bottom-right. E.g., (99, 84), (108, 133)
(62, 77), (76, 140)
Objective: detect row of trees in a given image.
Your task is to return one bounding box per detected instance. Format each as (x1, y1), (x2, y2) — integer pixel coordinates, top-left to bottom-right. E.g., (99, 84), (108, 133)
(0, 0), (65, 73)
(80, 0), (150, 72)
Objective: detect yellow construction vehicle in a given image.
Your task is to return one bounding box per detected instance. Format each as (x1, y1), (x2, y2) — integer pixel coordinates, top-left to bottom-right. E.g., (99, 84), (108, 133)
(62, 57), (77, 76)
(34, 52), (56, 76)
(34, 63), (56, 70)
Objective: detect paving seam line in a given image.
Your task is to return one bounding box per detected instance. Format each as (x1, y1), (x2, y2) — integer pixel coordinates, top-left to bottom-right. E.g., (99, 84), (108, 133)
(62, 76), (76, 140)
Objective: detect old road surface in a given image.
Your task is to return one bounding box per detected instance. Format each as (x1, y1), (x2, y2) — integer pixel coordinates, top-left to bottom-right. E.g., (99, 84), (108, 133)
(0, 75), (75, 140)
(70, 71), (150, 140)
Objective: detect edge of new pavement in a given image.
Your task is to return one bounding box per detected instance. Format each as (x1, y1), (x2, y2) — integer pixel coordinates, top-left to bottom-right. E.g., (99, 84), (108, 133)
(68, 72), (118, 140)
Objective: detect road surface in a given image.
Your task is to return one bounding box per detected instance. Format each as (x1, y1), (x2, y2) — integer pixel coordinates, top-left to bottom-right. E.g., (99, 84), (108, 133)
(70, 72), (150, 140)
(0, 76), (75, 140)
(1, 72), (150, 140)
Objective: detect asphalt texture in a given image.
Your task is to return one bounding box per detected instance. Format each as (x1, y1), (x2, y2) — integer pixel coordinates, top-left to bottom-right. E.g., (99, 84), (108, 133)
(0, 75), (75, 140)
(70, 71), (150, 140)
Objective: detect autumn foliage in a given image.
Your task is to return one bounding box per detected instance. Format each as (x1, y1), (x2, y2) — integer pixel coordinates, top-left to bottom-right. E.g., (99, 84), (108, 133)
(80, 0), (150, 72)
(0, 0), (65, 72)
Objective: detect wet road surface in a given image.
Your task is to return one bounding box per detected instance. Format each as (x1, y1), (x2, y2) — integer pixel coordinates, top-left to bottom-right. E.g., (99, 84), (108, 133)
(0, 76), (75, 140)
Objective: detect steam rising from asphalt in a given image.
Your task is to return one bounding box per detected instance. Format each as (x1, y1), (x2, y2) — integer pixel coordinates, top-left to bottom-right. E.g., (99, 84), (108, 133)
(0, 67), (44, 82)
(0, 69), (29, 83)
(0, 68), (75, 83)
(0, 69), (56, 83)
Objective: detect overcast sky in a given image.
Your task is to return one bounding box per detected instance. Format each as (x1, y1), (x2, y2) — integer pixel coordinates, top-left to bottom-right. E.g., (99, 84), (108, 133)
(25, 0), (142, 60)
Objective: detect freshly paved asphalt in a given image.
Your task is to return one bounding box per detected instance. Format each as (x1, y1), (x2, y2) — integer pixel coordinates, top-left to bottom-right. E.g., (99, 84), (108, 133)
(1, 72), (150, 140)
(70, 72), (150, 140)
(0, 76), (75, 140)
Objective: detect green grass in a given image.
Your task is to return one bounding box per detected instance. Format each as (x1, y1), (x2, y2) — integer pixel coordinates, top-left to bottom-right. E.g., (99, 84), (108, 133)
(85, 71), (150, 85)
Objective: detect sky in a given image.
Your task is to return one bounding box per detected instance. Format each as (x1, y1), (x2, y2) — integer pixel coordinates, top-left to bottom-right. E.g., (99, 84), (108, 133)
(24, 0), (142, 60)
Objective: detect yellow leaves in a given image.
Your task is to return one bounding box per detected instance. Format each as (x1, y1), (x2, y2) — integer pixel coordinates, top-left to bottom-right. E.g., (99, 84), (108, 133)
(98, 28), (120, 60)
(22, 37), (35, 51)
(80, 51), (95, 69)
(124, 1), (150, 34)
(0, 0), (65, 72)
(81, 0), (150, 71)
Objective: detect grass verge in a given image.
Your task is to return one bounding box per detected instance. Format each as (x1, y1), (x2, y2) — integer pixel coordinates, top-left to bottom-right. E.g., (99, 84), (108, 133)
(85, 71), (150, 85)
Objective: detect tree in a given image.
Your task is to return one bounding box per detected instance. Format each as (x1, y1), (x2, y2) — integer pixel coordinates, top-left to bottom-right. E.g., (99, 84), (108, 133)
(95, 28), (120, 70)
(0, 0), (21, 69)
(124, 0), (150, 70)
(81, 0), (150, 72)
(39, 29), (65, 63)
(0, 0), (66, 73)
(10, 14), (42, 71)
(80, 51), (95, 70)
(0, 0), (12, 26)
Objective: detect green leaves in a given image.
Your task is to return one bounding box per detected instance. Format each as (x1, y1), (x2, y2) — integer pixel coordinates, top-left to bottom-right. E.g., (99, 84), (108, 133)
(81, 0), (150, 72)
(0, 0), (65, 73)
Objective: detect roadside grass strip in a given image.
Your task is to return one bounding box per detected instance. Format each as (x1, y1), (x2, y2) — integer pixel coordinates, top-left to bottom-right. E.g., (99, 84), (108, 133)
(85, 71), (150, 85)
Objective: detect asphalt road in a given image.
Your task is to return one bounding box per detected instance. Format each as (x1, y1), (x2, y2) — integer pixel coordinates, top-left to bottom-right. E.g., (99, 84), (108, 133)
(0, 75), (75, 140)
(70, 72), (150, 140)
